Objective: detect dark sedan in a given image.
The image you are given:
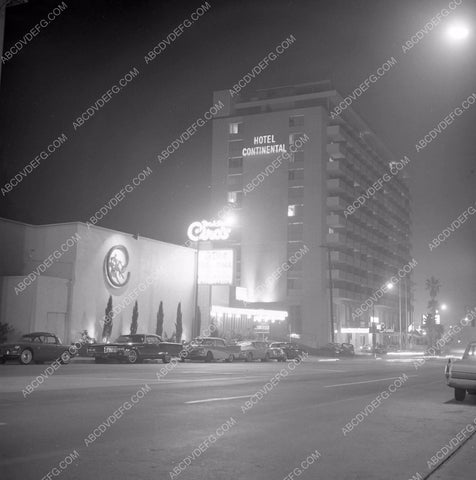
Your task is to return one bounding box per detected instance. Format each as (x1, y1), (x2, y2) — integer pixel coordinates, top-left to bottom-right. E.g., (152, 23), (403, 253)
(316, 342), (342, 357)
(87, 334), (182, 364)
(0, 332), (73, 365)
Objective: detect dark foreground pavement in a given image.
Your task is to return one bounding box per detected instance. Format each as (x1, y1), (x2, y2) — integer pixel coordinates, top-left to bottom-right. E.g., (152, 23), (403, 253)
(1, 357), (475, 480)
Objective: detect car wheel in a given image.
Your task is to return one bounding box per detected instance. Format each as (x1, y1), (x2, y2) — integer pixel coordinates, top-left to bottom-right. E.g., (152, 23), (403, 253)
(262, 352), (270, 362)
(162, 354), (171, 364)
(227, 354), (234, 363)
(245, 352), (253, 362)
(455, 388), (466, 402)
(127, 350), (140, 364)
(60, 351), (71, 364)
(205, 351), (214, 363)
(20, 349), (33, 365)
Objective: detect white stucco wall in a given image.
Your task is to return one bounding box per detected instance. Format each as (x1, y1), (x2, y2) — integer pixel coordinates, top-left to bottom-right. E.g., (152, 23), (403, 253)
(71, 224), (196, 343)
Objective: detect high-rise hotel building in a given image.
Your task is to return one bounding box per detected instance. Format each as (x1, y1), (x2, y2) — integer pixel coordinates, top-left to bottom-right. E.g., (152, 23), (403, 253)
(210, 82), (413, 347)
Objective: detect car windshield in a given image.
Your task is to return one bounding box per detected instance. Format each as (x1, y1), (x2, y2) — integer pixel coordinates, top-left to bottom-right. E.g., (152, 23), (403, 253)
(115, 335), (144, 343)
(194, 338), (214, 346)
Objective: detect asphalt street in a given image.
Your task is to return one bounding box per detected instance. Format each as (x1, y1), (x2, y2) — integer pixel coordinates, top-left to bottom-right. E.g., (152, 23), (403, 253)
(1, 356), (475, 480)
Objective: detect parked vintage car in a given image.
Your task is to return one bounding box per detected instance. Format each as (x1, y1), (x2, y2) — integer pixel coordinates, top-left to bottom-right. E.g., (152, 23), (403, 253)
(87, 334), (182, 364)
(315, 342), (342, 357)
(340, 343), (355, 356)
(0, 332), (74, 365)
(360, 344), (387, 355)
(181, 337), (241, 362)
(445, 340), (476, 402)
(269, 342), (305, 359)
(237, 341), (287, 362)
(266, 345), (287, 362)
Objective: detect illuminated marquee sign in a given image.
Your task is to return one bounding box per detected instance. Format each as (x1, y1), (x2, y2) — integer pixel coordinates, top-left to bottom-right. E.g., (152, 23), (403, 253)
(198, 249), (234, 285)
(242, 134), (286, 157)
(187, 220), (231, 242)
(104, 245), (131, 288)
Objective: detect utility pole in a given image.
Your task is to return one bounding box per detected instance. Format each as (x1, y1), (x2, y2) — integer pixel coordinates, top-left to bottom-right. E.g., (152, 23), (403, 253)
(320, 245), (335, 343)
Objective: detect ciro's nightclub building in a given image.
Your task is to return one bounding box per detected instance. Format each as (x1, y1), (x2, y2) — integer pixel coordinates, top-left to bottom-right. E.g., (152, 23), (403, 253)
(0, 82), (413, 348)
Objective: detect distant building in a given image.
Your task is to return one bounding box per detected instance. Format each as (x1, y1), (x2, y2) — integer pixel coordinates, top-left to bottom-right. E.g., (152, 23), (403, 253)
(210, 82), (413, 347)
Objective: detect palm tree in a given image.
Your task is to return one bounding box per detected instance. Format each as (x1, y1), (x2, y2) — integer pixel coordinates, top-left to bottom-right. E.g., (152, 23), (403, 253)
(424, 276), (443, 348)
(195, 306), (201, 338)
(130, 301), (139, 335)
(156, 301), (164, 337)
(175, 302), (183, 343)
(102, 296), (113, 342)
(425, 276), (441, 313)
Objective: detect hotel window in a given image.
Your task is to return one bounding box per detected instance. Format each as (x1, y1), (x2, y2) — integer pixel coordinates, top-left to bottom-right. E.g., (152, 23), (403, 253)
(227, 174), (242, 186)
(290, 151), (304, 164)
(288, 204), (303, 219)
(289, 115), (304, 127)
(229, 140), (243, 157)
(289, 132), (304, 147)
(288, 169), (304, 181)
(229, 122), (242, 135)
(228, 157), (243, 169)
(288, 186), (304, 199)
(227, 191), (243, 205)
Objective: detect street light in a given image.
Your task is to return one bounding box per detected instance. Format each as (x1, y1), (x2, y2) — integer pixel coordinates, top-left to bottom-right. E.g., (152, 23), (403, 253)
(441, 303), (448, 311)
(385, 281), (403, 349)
(446, 22), (470, 42)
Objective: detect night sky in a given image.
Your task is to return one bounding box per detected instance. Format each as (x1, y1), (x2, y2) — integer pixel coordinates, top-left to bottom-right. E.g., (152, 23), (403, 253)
(1, 0), (475, 323)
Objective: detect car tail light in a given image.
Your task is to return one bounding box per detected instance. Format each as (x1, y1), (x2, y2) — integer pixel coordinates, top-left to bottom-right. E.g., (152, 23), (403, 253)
(445, 359), (451, 379)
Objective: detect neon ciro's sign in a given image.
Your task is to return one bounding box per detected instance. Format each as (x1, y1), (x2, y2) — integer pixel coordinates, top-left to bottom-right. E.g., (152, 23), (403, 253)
(104, 245), (131, 288)
(187, 220), (231, 242)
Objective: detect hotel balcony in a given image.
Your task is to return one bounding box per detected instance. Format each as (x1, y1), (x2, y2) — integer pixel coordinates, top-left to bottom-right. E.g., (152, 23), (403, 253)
(326, 232), (352, 248)
(327, 178), (354, 196)
(332, 287), (360, 302)
(327, 142), (348, 160)
(326, 196), (347, 210)
(327, 125), (346, 141)
(327, 160), (353, 179)
(327, 213), (346, 229)
(330, 250), (354, 265)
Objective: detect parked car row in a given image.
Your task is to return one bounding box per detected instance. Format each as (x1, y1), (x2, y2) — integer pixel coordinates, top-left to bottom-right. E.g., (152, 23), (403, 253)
(0, 333), (305, 365)
(181, 338), (297, 363)
(315, 342), (355, 357)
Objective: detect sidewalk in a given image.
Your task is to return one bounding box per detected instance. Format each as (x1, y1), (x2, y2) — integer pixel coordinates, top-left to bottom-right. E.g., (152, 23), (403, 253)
(431, 432), (476, 479)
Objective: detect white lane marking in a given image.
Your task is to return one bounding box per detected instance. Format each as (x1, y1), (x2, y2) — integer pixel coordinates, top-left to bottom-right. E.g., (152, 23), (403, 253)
(186, 395), (251, 404)
(0, 422), (7, 426)
(324, 375), (417, 388)
(160, 376), (271, 384)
